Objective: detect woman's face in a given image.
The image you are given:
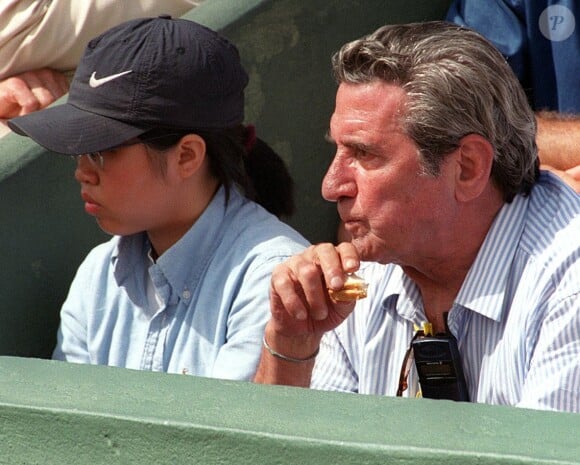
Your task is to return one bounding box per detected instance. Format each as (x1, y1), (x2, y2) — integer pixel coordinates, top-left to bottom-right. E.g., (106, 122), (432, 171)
(74, 142), (185, 239)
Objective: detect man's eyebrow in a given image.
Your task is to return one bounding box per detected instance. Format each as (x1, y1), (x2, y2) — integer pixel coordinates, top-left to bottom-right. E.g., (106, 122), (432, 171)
(350, 141), (377, 153)
(324, 129), (380, 153)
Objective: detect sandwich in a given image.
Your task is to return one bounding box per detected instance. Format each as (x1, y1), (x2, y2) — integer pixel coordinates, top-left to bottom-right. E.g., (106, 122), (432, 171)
(328, 273), (368, 302)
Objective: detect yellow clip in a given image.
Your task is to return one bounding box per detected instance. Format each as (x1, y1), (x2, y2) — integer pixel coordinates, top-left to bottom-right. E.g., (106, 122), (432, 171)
(422, 322), (433, 337)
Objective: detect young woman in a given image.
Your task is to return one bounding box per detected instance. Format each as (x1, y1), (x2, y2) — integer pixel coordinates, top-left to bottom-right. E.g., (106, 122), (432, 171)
(8, 16), (309, 380)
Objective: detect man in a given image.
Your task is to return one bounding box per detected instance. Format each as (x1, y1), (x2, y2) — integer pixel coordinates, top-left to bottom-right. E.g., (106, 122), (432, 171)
(254, 21), (580, 412)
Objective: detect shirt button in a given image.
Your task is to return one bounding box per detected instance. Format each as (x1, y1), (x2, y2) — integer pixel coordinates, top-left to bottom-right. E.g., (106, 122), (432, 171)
(182, 290), (191, 300)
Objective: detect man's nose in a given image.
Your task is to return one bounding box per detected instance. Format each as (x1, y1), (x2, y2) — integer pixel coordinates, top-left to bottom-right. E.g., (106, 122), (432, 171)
(321, 155), (356, 201)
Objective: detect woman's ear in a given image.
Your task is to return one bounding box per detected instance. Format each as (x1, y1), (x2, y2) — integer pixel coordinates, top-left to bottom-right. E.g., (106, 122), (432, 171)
(174, 134), (206, 178)
(454, 134), (495, 202)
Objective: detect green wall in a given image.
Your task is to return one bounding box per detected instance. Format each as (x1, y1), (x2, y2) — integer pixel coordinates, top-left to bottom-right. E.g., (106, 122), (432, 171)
(0, 138), (109, 358)
(1, 356), (579, 464)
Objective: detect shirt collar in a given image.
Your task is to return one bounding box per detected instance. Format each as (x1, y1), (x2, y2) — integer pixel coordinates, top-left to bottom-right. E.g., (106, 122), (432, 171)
(455, 194), (528, 322)
(112, 185), (242, 302)
(373, 264), (426, 325)
(374, 194), (529, 324)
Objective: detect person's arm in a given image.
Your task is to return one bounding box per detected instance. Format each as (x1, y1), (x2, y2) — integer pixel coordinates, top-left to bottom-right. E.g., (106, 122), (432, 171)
(0, 68), (68, 119)
(255, 323), (321, 387)
(209, 253), (307, 382)
(0, 0), (203, 79)
(537, 112), (580, 193)
(52, 265), (92, 364)
(254, 243), (360, 386)
(52, 239), (117, 364)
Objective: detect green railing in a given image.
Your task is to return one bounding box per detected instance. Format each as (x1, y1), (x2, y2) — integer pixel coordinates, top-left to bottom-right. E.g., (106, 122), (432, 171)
(2, 356), (579, 464)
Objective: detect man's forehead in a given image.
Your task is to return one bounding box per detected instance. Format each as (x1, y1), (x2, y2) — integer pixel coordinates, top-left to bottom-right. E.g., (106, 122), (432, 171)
(332, 82), (406, 123)
(329, 84), (406, 143)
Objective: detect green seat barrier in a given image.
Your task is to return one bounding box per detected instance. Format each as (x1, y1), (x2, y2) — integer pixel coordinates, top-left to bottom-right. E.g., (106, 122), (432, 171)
(0, 0), (452, 359)
(1, 356), (579, 465)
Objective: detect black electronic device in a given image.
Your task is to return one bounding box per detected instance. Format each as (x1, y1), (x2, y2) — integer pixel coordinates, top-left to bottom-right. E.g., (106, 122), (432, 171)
(411, 332), (469, 402)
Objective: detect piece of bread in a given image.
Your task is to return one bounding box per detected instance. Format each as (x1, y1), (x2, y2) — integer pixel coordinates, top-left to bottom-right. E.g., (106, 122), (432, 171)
(328, 273), (368, 302)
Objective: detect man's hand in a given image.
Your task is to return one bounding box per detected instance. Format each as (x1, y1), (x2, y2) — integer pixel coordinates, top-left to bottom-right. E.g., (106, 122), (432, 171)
(254, 242), (361, 386)
(269, 242), (361, 336)
(0, 68), (69, 119)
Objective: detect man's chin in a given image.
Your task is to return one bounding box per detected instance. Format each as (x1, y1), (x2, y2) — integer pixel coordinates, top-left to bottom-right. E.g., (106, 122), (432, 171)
(350, 236), (372, 261)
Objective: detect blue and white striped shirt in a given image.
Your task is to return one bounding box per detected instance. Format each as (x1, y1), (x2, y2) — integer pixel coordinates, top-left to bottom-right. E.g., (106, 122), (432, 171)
(311, 172), (580, 412)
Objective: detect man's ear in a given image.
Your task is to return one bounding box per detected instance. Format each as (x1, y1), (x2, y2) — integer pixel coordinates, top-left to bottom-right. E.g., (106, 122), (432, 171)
(175, 134), (206, 178)
(454, 134), (495, 202)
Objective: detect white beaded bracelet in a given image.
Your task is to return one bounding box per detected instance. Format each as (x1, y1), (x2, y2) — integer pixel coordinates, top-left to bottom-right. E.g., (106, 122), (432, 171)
(262, 336), (319, 363)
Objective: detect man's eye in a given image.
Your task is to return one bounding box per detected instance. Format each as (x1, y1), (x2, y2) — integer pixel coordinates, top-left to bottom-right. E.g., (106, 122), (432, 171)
(354, 148), (370, 159)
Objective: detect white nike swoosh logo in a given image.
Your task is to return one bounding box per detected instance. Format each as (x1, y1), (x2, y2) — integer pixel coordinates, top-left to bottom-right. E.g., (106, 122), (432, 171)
(89, 70), (133, 88)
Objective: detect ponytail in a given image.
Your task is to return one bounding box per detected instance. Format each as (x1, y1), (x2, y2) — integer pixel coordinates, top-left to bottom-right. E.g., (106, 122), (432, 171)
(242, 126), (295, 218)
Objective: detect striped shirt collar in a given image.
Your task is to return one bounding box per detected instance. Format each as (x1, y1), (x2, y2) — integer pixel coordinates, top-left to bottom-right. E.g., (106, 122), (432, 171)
(455, 194), (528, 322)
(377, 194), (529, 325)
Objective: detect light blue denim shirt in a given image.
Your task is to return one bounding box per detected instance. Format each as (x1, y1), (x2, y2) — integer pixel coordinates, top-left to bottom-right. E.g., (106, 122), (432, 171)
(53, 186), (309, 380)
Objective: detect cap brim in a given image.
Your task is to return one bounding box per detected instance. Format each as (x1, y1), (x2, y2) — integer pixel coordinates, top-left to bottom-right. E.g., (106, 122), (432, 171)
(7, 103), (150, 155)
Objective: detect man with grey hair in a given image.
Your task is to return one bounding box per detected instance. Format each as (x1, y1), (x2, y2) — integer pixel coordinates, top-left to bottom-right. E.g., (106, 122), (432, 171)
(254, 21), (580, 412)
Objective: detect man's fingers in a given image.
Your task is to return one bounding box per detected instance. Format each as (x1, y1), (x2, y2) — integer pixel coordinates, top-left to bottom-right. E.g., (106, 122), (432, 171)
(268, 243), (363, 339)
(336, 241), (361, 273)
(23, 71), (62, 110)
(270, 265), (311, 322)
(306, 242), (351, 291)
(293, 258), (331, 320)
(0, 78), (40, 118)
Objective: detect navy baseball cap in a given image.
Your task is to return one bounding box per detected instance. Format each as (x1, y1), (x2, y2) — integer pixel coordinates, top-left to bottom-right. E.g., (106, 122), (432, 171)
(8, 15), (249, 155)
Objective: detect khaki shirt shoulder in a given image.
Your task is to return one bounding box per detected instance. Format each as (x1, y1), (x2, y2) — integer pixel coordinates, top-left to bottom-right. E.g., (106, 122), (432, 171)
(0, 0), (202, 80)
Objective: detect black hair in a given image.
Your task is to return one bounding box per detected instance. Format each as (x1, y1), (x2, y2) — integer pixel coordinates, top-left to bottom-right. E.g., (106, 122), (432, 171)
(138, 126), (295, 218)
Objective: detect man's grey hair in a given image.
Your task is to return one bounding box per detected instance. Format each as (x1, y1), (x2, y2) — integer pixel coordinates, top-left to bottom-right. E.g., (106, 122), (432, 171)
(332, 21), (539, 201)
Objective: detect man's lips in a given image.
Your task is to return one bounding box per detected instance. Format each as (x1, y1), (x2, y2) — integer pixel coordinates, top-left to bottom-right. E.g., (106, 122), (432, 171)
(342, 219), (361, 228)
(338, 212), (358, 224)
